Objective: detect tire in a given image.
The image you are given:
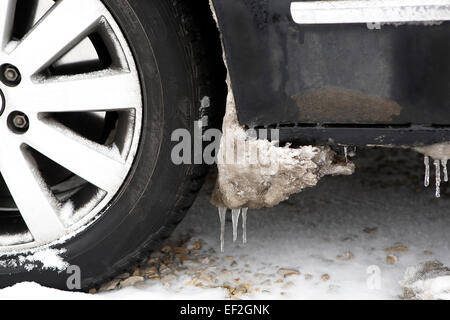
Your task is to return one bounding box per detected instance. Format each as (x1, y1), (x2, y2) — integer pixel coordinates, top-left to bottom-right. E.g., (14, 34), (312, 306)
(0, 0), (226, 290)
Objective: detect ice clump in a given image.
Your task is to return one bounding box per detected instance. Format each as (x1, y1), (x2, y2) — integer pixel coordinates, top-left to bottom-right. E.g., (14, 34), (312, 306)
(401, 260), (450, 300)
(211, 87), (355, 210)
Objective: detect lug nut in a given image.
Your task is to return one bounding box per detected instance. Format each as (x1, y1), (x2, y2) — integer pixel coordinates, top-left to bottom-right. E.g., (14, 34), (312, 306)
(4, 67), (19, 82)
(0, 64), (21, 86)
(12, 114), (27, 129)
(8, 111), (29, 134)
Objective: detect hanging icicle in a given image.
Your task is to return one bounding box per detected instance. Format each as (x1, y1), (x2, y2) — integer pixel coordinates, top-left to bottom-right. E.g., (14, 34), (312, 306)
(344, 146), (348, 162)
(443, 159), (448, 183)
(217, 207), (249, 251)
(435, 160), (441, 198)
(231, 209), (241, 242)
(424, 156), (430, 187)
(218, 207), (227, 252)
(242, 208), (248, 244)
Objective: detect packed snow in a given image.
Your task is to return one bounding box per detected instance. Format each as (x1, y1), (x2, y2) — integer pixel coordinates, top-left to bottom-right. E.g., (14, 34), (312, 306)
(0, 248), (68, 272)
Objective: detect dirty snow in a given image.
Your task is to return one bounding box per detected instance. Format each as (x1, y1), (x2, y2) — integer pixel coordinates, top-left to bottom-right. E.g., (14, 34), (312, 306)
(401, 260), (450, 300)
(2, 148), (450, 299)
(210, 81), (354, 210)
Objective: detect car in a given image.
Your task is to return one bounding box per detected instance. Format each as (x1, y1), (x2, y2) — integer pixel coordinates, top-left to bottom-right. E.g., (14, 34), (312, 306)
(0, 0), (448, 290)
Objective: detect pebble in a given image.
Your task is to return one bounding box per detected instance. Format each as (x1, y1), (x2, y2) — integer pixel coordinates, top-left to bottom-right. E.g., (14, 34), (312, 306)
(174, 247), (188, 254)
(159, 265), (172, 276)
(260, 279), (271, 286)
(232, 285), (248, 297)
(277, 268), (300, 277)
(336, 251), (354, 261)
(183, 260), (200, 268)
(386, 254), (398, 264)
(161, 274), (176, 284)
(141, 266), (158, 277)
(385, 245), (408, 252)
(99, 279), (120, 292)
(160, 246), (171, 253)
(363, 227), (378, 234)
(321, 274), (330, 281)
(119, 276), (145, 288)
(199, 273), (213, 284)
(198, 257), (210, 264)
(217, 271), (232, 279)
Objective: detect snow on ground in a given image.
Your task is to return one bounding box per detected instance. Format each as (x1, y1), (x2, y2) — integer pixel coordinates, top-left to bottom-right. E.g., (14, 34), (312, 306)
(2, 147), (450, 299)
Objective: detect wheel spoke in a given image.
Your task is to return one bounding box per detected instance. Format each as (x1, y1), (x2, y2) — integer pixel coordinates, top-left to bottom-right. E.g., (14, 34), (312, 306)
(0, 0), (16, 49)
(18, 72), (141, 113)
(0, 141), (65, 243)
(9, 0), (103, 75)
(24, 119), (127, 193)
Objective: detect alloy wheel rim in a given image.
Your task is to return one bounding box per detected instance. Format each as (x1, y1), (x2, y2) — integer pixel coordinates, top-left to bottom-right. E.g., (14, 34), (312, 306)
(0, 0), (143, 251)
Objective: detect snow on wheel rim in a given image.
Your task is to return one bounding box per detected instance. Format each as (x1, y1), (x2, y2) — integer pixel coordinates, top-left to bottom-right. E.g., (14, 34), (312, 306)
(0, 0), (142, 252)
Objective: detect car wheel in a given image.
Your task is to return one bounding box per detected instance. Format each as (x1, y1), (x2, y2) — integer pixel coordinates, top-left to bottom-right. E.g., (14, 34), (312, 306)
(0, 0), (225, 290)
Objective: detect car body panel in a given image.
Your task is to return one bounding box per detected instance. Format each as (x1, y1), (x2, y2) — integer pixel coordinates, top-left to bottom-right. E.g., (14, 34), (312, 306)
(211, 0), (450, 135)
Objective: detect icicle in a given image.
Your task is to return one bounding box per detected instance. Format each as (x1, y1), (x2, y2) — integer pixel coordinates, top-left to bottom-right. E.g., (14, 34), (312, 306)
(344, 146), (348, 162)
(443, 159), (448, 183)
(424, 156), (430, 187)
(218, 207), (227, 252)
(242, 208), (248, 244)
(231, 209), (241, 242)
(435, 160), (441, 198)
